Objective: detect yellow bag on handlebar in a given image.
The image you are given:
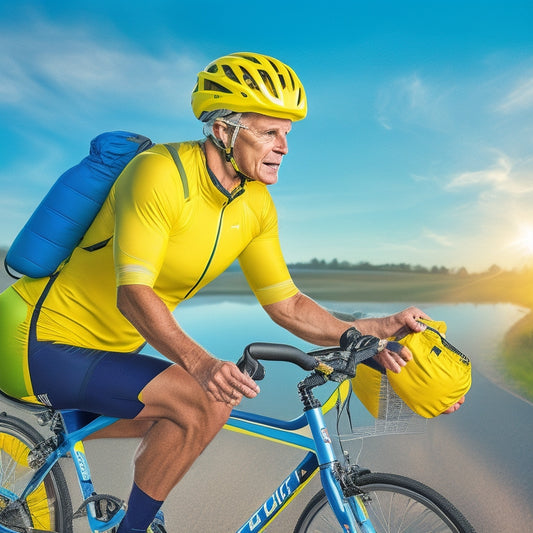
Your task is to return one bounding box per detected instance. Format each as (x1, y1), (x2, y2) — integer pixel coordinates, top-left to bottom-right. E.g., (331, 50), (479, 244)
(354, 319), (472, 418)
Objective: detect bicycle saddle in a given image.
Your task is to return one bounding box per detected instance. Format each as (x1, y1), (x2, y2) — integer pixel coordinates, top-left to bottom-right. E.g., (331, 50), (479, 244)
(0, 388), (52, 414)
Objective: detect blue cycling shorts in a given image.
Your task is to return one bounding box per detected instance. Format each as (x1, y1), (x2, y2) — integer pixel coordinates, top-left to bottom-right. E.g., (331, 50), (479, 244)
(0, 285), (173, 419)
(28, 341), (173, 419)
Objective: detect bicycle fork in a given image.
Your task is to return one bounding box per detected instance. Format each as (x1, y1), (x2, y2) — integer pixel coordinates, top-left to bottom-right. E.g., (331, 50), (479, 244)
(305, 407), (376, 533)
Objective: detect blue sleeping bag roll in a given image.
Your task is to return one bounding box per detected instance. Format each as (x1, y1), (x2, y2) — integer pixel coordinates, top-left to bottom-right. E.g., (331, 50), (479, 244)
(6, 131), (153, 278)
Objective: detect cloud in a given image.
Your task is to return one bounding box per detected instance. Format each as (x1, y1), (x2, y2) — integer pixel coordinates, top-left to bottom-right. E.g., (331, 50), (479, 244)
(376, 60), (533, 142)
(496, 75), (533, 113)
(0, 17), (202, 125)
(376, 73), (454, 131)
(446, 152), (533, 196)
(437, 151), (533, 270)
(447, 154), (511, 189)
(422, 229), (453, 247)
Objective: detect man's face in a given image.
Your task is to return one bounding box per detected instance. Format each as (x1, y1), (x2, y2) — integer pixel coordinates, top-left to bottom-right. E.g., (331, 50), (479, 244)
(232, 113), (292, 185)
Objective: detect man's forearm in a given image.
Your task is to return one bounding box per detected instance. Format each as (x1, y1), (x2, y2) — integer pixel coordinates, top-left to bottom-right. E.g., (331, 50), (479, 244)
(116, 284), (214, 374)
(263, 292), (360, 346)
(264, 292), (422, 346)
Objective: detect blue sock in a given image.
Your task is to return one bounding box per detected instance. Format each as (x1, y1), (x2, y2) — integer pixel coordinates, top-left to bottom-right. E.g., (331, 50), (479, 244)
(117, 482), (163, 533)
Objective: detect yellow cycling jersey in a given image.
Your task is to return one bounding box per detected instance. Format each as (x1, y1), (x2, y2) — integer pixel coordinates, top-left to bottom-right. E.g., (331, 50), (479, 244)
(12, 141), (298, 352)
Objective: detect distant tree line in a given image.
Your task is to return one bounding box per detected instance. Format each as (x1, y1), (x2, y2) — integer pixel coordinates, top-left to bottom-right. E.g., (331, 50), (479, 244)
(287, 258), (511, 276)
(0, 246), (527, 277)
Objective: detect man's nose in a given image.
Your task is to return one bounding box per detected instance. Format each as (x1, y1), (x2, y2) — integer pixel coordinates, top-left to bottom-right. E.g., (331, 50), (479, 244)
(275, 133), (289, 154)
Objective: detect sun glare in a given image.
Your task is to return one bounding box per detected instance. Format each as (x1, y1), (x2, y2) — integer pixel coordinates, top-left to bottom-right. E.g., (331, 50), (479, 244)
(515, 227), (533, 255)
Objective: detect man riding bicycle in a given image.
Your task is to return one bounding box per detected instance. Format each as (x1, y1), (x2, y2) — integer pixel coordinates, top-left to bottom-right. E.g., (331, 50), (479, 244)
(0, 52), (428, 533)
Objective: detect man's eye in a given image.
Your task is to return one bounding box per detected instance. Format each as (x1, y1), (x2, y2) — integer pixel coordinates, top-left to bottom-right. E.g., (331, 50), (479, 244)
(253, 130), (277, 142)
(251, 128), (289, 143)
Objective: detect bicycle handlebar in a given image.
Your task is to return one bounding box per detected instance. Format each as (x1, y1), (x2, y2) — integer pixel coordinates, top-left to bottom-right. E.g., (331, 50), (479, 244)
(236, 339), (387, 384)
(236, 342), (320, 380)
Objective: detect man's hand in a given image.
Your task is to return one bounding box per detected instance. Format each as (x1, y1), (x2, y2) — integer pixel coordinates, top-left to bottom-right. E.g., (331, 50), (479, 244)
(385, 307), (429, 339)
(374, 341), (413, 373)
(192, 358), (260, 406)
(442, 396), (465, 414)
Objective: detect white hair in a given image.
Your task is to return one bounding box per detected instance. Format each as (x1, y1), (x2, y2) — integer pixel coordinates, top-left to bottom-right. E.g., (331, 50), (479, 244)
(201, 109), (243, 150)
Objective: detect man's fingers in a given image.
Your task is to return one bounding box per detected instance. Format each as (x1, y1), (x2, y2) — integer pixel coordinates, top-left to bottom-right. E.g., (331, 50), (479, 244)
(398, 345), (413, 362)
(375, 346), (412, 374)
(228, 362), (260, 392)
(387, 352), (406, 373)
(208, 362), (260, 406)
(223, 363), (260, 396)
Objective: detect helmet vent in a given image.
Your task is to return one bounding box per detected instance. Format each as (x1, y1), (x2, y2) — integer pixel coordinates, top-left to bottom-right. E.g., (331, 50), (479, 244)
(206, 64), (219, 74)
(240, 67), (260, 90)
(258, 70), (278, 98)
(240, 54), (261, 64)
(268, 59), (280, 73)
(222, 64), (240, 83)
(287, 71), (295, 90)
(204, 79), (232, 93)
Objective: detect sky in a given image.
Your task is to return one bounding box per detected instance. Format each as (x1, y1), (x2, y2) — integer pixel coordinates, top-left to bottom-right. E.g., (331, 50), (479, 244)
(1, 1), (532, 273)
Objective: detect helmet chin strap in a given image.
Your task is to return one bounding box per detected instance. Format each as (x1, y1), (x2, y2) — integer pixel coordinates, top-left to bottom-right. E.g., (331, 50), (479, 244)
(219, 123), (251, 181)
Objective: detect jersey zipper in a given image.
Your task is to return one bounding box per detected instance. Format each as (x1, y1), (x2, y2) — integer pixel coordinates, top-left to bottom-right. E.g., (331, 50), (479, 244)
(183, 186), (244, 299)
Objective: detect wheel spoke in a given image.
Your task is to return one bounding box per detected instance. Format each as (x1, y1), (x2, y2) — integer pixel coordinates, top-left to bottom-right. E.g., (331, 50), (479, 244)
(294, 472), (474, 532)
(0, 414), (72, 532)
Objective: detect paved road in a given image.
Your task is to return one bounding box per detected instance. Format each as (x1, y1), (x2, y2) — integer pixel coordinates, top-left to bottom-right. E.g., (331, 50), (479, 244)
(1, 278), (531, 531)
(2, 364), (531, 532)
(154, 366), (533, 532)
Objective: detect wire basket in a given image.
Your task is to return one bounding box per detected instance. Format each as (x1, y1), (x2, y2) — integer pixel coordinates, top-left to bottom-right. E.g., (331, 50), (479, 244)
(324, 364), (427, 442)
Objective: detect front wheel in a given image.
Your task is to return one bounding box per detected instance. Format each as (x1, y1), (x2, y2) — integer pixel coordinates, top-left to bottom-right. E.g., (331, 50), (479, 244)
(294, 472), (475, 533)
(0, 412), (73, 532)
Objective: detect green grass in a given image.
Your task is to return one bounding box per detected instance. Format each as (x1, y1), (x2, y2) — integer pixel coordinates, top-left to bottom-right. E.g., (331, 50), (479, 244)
(502, 311), (533, 401)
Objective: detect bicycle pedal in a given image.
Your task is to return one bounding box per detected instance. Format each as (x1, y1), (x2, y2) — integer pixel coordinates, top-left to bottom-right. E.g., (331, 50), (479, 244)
(147, 510), (167, 533)
(72, 493), (125, 521)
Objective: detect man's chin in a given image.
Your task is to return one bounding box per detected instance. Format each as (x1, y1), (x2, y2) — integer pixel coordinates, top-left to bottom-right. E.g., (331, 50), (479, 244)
(260, 172), (279, 185)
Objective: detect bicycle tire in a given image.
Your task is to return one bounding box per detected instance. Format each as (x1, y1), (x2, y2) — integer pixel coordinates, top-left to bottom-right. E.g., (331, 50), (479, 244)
(294, 471), (475, 533)
(0, 412), (73, 533)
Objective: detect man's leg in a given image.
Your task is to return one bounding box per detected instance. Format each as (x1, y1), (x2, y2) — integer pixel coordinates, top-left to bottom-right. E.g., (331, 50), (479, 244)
(27, 342), (232, 531)
(135, 364), (232, 498)
(114, 364), (232, 531)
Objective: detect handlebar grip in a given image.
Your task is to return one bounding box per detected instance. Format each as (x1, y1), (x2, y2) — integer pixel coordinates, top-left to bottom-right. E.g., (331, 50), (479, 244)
(236, 342), (318, 380)
(245, 343), (318, 370)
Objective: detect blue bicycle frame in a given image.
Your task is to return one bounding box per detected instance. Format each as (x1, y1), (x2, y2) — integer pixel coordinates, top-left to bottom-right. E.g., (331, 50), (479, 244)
(0, 411), (123, 533)
(1, 396), (376, 533)
(226, 406), (376, 533)
(0, 374), (375, 533)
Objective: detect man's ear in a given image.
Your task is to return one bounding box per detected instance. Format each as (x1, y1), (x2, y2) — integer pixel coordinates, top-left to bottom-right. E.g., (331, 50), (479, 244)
(212, 120), (230, 148)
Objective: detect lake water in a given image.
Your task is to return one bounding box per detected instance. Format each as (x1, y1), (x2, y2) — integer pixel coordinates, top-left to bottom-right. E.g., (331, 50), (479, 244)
(140, 296), (528, 418)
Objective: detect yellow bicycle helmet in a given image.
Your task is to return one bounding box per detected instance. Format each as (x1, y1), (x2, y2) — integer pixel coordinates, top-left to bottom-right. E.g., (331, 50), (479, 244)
(191, 52), (307, 121)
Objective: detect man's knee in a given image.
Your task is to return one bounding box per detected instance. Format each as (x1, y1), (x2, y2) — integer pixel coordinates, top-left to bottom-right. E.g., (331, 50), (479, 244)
(138, 365), (224, 431)
(180, 393), (233, 447)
